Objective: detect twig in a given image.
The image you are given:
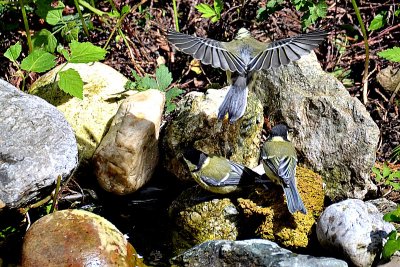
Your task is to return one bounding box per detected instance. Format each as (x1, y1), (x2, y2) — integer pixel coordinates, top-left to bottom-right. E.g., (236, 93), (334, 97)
(351, 0), (370, 104)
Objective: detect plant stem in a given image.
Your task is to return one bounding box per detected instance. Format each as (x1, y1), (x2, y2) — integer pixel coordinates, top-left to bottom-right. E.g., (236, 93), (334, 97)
(172, 0), (179, 31)
(351, 0), (370, 104)
(78, 0), (107, 16)
(18, 0), (32, 52)
(74, 0), (90, 37)
(50, 175), (62, 213)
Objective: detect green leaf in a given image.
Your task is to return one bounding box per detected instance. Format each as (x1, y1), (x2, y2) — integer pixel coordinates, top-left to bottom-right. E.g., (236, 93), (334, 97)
(372, 167), (383, 182)
(58, 69), (84, 99)
(69, 41), (107, 63)
(140, 76), (158, 90)
(378, 47), (400, 63)
(368, 13), (385, 31)
(155, 65), (173, 91)
(59, 48), (70, 61)
(166, 87), (184, 102)
(383, 163), (392, 178)
(196, 3), (217, 19)
(32, 29), (58, 53)
(4, 42), (22, 63)
(61, 22), (80, 42)
(35, 0), (65, 26)
(20, 50), (56, 73)
(395, 9), (400, 17)
(121, 5), (130, 16)
(214, 0), (223, 15)
(383, 208), (400, 222)
(382, 233), (400, 261)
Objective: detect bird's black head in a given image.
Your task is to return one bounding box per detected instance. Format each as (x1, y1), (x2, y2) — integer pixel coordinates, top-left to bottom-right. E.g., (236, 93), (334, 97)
(270, 124), (289, 140)
(183, 148), (208, 171)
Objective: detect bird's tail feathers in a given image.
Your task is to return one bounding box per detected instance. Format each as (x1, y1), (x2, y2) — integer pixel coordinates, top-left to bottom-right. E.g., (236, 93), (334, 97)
(282, 179), (307, 214)
(217, 82), (248, 123)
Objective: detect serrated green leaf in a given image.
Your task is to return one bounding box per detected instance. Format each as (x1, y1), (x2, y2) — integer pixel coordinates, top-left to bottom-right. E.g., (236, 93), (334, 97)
(165, 103), (177, 113)
(383, 164), (392, 178)
(32, 29), (58, 53)
(4, 42), (22, 63)
(369, 13), (385, 31)
(140, 76), (158, 90)
(59, 48), (70, 61)
(155, 65), (173, 91)
(20, 50), (56, 73)
(382, 235), (400, 260)
(378, 47), (400, 63)
(383, 208), (400, 222)
(61, 21), (80, 42)
(196, 3), (216, 18)
(166, 87), (184, 101)
(35, 0), (65, 25)
(69, 41), (107, 63)
(395, 9), (400, 17)
(214, 0), (223, 15)
(58, 69), (84, 99)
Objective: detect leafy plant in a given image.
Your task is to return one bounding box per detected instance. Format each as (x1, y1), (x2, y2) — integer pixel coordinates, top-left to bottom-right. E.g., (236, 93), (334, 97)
(195, 0), (223, 23)
(368, 12), (387, 31)
(4, 40), (106, 98)
(257, 0), (327, 28)
(391, 145), (400, 162)
(378, 47), (400, 63)
(372, 163), (400, 190)
(126, 65), (184, 113)
(382, 207), (400, 261)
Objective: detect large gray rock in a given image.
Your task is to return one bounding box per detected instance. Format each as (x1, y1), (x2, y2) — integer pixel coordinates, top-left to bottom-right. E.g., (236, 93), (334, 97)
(317, 199), (394, 267)
(93, 89), (165, 195)
(162, 88), (263, 182)
(0, 79), (78, 209)
(171, 239), (348, 267)
(253, 52), (379, 201)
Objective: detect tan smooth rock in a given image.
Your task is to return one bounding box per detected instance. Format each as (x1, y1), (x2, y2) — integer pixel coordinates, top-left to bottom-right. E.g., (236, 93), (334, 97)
(30, 62), (136, 161)
(93, 89), (165, 195)
(22, 209), (145, 267)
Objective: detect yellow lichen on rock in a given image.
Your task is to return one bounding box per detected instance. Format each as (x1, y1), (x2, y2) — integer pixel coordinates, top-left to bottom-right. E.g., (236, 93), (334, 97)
(238, 166), (324, 248)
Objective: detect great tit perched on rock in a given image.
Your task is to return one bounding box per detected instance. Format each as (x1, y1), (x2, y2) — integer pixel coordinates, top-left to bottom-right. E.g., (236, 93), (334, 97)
(167, 28), (327, 123)
(183, 148), (263, 194)
(261, 124), (307, 214)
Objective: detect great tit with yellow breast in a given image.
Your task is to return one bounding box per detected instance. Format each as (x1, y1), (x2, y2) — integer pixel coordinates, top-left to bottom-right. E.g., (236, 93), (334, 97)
(261, 124), (307, 214)
(183, 148), (264, 194)
(167, 28), (327, 123)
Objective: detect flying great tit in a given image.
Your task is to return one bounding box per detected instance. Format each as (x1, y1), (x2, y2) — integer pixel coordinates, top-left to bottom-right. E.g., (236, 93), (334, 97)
(183, 148), (263, 194)
(167, 28), (327, 123)
(261, 124), (307, 214)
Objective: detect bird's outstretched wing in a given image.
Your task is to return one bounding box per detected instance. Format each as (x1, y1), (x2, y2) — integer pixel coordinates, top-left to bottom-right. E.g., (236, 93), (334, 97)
(248, 30), (327, 71)
(167, 30), (246, 74)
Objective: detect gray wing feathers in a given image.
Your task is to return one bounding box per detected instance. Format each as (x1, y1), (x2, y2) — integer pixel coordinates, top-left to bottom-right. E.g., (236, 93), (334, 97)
(167, 30), (246, 74)
(248, 30), (327, 71)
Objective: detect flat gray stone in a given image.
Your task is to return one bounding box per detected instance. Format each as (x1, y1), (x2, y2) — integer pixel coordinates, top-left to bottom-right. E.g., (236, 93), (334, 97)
(0, 79), (78, 209)
(171, 239), (348, 267)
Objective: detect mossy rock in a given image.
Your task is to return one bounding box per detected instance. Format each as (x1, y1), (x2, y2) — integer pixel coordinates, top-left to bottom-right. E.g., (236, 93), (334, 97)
(169, 186), (239, 254)
(237, 166), (324, 248)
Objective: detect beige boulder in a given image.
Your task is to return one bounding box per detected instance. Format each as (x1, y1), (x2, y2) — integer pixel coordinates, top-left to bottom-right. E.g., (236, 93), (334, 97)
(93, 89), (165, 194)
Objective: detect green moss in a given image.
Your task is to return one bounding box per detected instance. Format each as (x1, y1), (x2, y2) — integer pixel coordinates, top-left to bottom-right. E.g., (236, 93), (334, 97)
(237, 166), (324, 248)
(169, 186), (239, 254)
